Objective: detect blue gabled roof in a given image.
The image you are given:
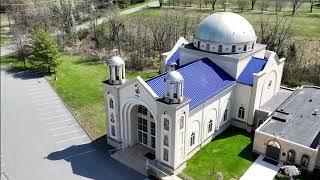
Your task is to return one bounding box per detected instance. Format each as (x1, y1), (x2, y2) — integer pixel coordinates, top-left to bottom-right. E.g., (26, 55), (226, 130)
(147, 58), (236, 110)
(237, 57), (267, 86)
(166, 49), (180, 66)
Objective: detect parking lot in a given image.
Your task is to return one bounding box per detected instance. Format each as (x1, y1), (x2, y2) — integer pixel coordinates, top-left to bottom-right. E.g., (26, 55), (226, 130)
(1, 69), (145, 180)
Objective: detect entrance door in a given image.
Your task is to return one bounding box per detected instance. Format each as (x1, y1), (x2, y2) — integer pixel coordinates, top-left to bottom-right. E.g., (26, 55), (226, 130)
(266, 145), (280, 161)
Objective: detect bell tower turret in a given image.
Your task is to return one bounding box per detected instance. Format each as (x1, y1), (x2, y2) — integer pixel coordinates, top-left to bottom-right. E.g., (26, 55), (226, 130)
(164, 71), (184, 104)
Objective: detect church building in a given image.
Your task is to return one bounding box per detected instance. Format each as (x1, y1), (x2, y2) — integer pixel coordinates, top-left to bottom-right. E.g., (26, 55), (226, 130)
(103, 12), (288, 176)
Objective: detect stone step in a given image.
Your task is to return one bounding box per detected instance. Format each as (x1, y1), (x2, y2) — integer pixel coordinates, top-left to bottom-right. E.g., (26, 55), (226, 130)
(111, 150), (147, 176)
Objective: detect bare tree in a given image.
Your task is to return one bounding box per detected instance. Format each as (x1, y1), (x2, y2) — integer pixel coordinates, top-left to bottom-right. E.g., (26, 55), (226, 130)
(211, 0), (217, 10)
(238, 0), (247, 12)
(291, 0), (304, 15)
(12, 29), (29, 69)
(309, 0), (317, 13)
(106, 6), (125, 51)
(275, 0), (284, 12)
(250, 0), (257, 10)
(256, 14), (293, 55)
(261, 0), (270, 11)
(204, 0), (209, 7)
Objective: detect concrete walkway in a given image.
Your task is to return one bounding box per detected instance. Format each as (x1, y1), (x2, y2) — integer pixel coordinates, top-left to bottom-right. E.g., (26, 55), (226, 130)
(240, 155), (283, 180)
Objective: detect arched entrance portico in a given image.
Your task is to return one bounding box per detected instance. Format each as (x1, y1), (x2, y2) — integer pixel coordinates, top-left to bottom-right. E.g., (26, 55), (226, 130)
(121, 99), (157, 155)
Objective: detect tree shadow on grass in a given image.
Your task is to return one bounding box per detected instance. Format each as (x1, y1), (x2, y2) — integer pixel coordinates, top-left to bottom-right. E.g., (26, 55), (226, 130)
(47, 135), (145, 180)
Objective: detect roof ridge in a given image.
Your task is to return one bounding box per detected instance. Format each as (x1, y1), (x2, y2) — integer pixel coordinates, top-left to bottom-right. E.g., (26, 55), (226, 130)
(146, 58), (211, 82)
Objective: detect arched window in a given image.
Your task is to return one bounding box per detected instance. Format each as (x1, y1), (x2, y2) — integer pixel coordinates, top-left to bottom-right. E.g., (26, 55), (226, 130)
(163, 148), (169, 161)
(115, 66), (120, 80)
(287, 150), (295, 163)
(232, 45), (236, 52)
(243, 44), (247, 51)
(206, 43), (210, 51)
(301, 155), (309, 168)
(252, 42), (255, 49)
(180, 116), (184, 130)
(190, 132), (195, 146)
(208, 120), (213, 133)
(223, 109), (228, 121)
(109, 98), (114, 109)
(111, 125), (115, 136)
(268, 80), (272, 89)
(110, 113), (115, 123)
(238, 107), (245, 119)
(163, 135), (169, 146)
(164, 118), (169, 131)
(218, 45), (223, 52)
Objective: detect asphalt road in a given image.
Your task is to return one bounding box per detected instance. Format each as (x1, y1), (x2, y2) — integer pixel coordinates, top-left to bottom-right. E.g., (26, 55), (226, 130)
(0, 68), (145, 180)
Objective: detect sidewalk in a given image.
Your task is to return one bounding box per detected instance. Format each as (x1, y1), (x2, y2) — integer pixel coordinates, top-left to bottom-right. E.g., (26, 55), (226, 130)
(240, 155), (283, 180)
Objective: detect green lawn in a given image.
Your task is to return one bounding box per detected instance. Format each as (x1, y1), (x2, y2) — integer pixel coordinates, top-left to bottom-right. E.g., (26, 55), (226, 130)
(128, 7), (320, 39)
(181, 127), (257, 180)
(1, 55), (158, 139)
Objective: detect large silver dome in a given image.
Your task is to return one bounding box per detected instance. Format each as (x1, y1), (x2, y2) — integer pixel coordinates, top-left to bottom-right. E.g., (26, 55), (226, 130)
(193, 12), (257, 54)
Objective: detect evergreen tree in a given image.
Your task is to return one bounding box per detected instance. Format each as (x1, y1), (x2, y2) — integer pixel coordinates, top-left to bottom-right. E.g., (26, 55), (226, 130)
(30, 27), (60, 73)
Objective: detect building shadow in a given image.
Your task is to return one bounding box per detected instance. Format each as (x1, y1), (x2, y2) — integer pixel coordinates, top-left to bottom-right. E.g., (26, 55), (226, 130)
(213, 126), (257, 162)
(238, 142), (258, 162)
(47, 135), (145, 180)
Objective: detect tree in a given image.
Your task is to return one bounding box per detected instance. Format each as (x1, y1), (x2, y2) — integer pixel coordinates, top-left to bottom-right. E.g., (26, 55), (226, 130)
(211, 0), (217, 10)
(261, 0), (270, 11)
(251, 0), (257, 10)
(238, 0), (247, 12)
(309, 0), (317, 13)
(256, 14), (293, 55)
(105, 6), (125, 51)
(291, 0), (304, 15)
(29, 27), (60, 73)
(275, 0), (284, 12)
(281, 165), (300, 180)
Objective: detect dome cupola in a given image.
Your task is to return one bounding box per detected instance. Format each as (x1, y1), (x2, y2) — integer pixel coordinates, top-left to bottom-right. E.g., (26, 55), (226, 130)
(193, 12), (257, 54)
(164, 71), (184, 104)
(107, 56), (126, 85)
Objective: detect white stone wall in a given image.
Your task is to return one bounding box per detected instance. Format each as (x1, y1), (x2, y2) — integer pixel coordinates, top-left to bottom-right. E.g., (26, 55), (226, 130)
(179, 45), (266, 79)
(254, 130), (319, 172)
(248, 50), (285, 126)
(231, 83), (252, 123)
(118, 77), (159, 149)
(185, 86), (233, 155)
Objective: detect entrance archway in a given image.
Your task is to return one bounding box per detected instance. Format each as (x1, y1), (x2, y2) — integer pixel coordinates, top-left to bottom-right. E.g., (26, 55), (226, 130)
(266, 140), (281, 161)
(129, 104), (156, 151)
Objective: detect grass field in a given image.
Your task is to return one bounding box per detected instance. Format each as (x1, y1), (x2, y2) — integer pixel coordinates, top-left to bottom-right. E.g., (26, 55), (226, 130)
(128, 6), (320, 39)
(181, 127), (257, 180)
(1, 55), (158, 139)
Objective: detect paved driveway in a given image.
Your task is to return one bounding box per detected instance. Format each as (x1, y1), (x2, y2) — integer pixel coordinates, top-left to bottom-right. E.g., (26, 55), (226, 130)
(1, 68), (145, 180)
(240, 155), (283, 180)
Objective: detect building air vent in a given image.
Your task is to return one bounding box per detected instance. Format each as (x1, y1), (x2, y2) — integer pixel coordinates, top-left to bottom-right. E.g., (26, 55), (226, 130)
(273, 110), (290, 122)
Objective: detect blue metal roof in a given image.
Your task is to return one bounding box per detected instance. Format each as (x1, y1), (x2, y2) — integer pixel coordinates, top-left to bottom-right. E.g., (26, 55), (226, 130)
(237, 57), (267, 86)
(147, 58), (236, 110)
(166, 49), (180, 67)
